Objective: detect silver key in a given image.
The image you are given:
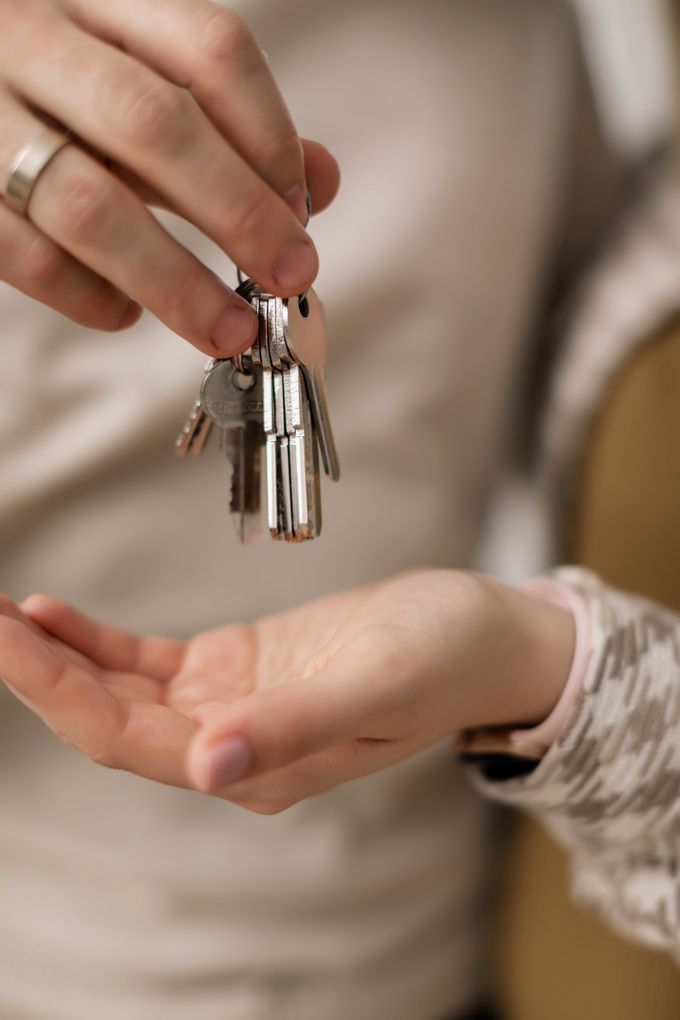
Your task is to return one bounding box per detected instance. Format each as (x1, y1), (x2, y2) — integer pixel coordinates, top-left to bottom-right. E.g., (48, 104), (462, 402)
(175, 278), (338, 543)
(284, 291), (340, 482)
(256, 296), (286, 540)
(201, 358), (263, 542)
(265, 295), (303, 539)
(261, 295), (294, 540)
(269, 297), (320, 540)
(175, 398), (213, 459)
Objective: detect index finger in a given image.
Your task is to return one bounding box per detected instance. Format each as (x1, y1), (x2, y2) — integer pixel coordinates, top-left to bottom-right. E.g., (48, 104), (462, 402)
(3, 9), (317, 296)
(60, 0), (310, 222)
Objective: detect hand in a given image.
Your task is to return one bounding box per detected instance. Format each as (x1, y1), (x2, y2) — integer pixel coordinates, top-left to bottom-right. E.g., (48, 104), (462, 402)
(0, 0), (340, 353)
(0, 571), (574, 813)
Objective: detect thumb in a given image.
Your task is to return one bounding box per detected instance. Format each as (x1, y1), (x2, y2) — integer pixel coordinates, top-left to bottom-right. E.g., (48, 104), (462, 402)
(186, 633), (396, 794)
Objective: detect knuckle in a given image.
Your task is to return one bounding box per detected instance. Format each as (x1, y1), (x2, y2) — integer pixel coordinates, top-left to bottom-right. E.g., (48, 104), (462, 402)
(225, 187), (275, 245)
(112, 72), (188, 150)
(57, 172), (118, 243)
(77, 276), (123, 329)
(196, 5), (254, 64)
(158, 264), (207, 327)
(258, 122), (300, 166)
(21, 234), (66, 289)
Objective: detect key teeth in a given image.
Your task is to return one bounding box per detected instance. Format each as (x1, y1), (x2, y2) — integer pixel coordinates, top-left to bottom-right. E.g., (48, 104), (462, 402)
(175, 284), (336, 544)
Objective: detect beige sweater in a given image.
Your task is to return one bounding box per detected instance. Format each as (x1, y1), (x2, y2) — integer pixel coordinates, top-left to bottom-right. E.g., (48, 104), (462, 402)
(2, 1), (673, 1018)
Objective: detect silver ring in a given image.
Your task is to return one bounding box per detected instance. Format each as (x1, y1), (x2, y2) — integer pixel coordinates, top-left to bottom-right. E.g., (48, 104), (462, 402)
(5, 127), (71, 217)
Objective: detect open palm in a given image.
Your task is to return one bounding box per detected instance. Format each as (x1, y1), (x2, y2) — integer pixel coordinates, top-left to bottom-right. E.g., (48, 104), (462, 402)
(0, 575), (458, 811)
(0, 571), (566, 812)
(0, 583), (377, 795)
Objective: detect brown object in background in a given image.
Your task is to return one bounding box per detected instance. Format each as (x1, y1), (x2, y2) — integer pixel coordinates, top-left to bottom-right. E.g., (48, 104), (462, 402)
(496, 321), (680, 1019)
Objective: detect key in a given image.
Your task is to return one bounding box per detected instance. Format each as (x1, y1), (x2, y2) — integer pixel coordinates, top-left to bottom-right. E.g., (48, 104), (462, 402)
(284, 291), (340, 482)
(255, 296), (284, 540)
(265, 295), (302, 539)
(260, 295), (294, 540)
(201, 357), (263, 543)
(294, 367), (322, 539)
(237, 280), (282, 541)
(268, 296), (320, 540)
(175, 399), (213, 458)
(175, 360), (216, 458)
(174, 276), (338, 544)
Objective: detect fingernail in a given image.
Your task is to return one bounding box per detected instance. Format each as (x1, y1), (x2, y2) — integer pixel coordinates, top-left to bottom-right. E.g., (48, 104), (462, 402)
(200, 735), (253, 791)
(273, 240), (317, 291)
(284, 184), (309, 225)
(212, 306), (257, 355)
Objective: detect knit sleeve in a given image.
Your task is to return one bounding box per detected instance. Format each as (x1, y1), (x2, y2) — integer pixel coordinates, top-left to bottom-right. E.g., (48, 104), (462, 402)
(468, 566), (680, 956)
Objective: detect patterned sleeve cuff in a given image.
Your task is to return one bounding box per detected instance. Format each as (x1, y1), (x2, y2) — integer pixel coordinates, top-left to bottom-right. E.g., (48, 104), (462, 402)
(467, 567), (680, 846)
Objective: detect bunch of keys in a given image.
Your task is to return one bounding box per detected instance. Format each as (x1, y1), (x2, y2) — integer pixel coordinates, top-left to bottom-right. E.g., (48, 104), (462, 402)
(175, 278), (340, 543)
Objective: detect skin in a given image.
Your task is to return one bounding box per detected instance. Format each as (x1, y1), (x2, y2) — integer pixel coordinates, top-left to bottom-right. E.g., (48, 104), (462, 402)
(0, 572), (574, 814)
(0, 0), (340, 354)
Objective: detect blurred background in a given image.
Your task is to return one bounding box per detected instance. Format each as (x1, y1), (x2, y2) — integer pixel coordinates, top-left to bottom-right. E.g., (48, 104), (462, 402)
(480, 0), (680, 581)
(573, 0), (675, 156)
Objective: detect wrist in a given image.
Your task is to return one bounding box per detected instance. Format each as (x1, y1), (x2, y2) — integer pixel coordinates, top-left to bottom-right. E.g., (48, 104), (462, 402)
(470, 576), (576, 731)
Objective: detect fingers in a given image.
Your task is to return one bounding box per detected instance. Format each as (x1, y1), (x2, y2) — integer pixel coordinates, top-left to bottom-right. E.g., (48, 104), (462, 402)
(60, 0), (308, 221)
(29, 144), (258, 356)
(0, 592), (49, 637)
(4, 592), (196, 787)
(96, 702), (199, 788)
(2, 8), (318, 298)
(0, 92), (261, 353)
(187, 631), (408, 795)
(22, 595), (184, 682)
(0, 193), (141, 331)
(0, 136), (338, 342)
(0, 608), (196, 786)
(0, 602), (127, 756)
